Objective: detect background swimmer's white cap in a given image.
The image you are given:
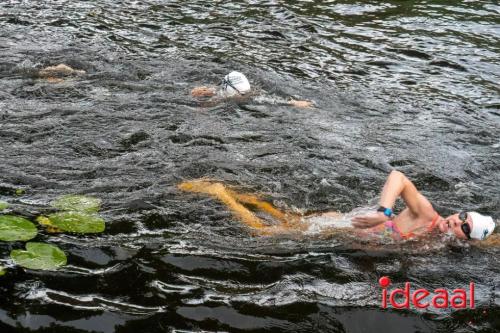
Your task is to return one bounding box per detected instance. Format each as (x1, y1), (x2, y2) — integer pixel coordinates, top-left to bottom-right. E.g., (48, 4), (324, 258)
(469, 212), (495, 240)
(222, 71), (251, 96)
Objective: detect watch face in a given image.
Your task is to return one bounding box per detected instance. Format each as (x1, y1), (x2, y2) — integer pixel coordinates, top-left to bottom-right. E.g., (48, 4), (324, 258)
(384, 208), (392, 217)
(377, 206), (393, 217)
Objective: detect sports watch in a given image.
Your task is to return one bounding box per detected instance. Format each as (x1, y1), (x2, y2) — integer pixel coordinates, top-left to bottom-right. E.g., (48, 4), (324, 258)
(377, 206), (394, 218)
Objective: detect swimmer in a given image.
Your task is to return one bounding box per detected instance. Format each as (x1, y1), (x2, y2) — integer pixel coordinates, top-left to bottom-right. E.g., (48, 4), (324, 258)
(351, 170), (495, 241)
(37, 64), (86, 83)
(178, 170), (496, 242)
(191, 71), (314, 108)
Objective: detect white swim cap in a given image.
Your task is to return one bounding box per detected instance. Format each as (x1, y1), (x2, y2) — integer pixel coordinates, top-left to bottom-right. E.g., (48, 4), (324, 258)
(468, 212), (495, 240)
(222, 71), (251, 96)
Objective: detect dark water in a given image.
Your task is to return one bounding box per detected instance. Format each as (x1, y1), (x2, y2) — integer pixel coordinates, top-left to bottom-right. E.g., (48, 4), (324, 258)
(1, 1), (499, 332)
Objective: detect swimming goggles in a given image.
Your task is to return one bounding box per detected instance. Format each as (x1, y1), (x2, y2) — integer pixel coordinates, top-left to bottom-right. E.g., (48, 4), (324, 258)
(222, 77), (243, 95)
(459, 211), (471, 239)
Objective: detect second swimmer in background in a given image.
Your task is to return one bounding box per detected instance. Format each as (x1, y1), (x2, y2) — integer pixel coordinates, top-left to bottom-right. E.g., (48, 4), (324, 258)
(191, 71), (314, 108)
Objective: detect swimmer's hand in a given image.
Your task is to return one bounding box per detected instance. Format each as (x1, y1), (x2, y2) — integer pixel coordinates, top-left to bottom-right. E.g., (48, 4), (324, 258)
(351, 212), (388, 229)
(288, 99), (314, 108)
(191, 86), (216, 98)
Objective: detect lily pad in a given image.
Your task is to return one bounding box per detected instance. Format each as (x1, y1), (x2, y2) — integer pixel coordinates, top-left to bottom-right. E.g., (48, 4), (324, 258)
(36, 216), (50, 226)
(11, 242), (67, 270)
(0, 201), (7, 211)
(0, 215), (38, 241)
(36, 216), (64, 233)
(51, 195), (101, 213)
(45, 211), (105, 233)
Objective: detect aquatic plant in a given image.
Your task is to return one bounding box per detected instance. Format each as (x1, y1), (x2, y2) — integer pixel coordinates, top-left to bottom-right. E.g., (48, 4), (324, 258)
(51, 195), (101, 213)
(0, 194), (105, 272)
(40, 195), (105, 233)
(0, 215), (37, 242)
(10, 242), (67, 271)
(42, 211), (105, 233)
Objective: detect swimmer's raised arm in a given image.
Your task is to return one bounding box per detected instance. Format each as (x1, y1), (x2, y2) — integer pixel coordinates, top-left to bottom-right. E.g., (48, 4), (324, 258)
(352, 170), (435, 229)
(379, 170), (434, 217)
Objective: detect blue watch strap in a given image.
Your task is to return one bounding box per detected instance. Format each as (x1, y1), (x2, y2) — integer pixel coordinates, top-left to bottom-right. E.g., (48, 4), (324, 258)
(377, 206), (393, 217)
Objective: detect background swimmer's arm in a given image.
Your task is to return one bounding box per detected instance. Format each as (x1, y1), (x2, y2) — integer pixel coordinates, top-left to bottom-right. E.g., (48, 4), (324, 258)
(352, 170), (434, 228)
(191, 86), (217, 97)
(287, 99), (314, 108)
(191, 86), (224, 107)
(38, 64), (85, 78)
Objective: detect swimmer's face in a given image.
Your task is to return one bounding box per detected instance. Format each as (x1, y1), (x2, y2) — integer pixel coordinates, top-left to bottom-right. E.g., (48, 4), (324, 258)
(438, 213), (472, 239)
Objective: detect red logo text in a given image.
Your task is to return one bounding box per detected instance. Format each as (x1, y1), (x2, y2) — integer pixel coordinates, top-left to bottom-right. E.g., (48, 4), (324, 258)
(379, 276), (475, 309)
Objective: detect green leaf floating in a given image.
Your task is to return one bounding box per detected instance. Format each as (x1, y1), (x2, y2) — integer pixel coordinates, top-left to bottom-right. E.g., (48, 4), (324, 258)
(11, 242), (67, 270)
(51, 195), (101, 213)
(46, 211), (105, 233)
(0, 201), (8, 211)
(0, 215), (38, 241)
